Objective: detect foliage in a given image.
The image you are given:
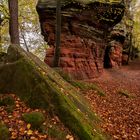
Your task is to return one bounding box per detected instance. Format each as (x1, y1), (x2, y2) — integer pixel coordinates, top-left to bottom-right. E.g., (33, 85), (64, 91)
(133, 4), (140, 52)
(0, 0), (47, 59)
(0, 123), (9, 140)
(18, 0), (48, 56)
(0, 0), (9, 51)
(0, 95), (15, 106)
(22, 112), (45, 129)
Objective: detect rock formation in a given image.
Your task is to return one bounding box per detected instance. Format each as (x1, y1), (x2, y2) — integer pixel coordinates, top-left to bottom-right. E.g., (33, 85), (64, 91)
(104, 21), (126, 68)
(37, 0), (125, 79)
(105, 0), (134, 67)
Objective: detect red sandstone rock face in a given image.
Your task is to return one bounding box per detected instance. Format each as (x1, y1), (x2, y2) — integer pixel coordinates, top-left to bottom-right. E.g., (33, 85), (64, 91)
(41, 15), (108, 79)
(37, 1), (125, 79)
(45, 35), (104, 79)
(109, 41), (123, 68)
(122, 54), (129, 65)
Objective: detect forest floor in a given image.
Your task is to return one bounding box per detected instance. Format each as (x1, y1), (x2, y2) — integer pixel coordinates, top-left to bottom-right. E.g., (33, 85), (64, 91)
(0, 59), (140, 140)
(84, 59), (140, 140)
(0, 94), (73, 140)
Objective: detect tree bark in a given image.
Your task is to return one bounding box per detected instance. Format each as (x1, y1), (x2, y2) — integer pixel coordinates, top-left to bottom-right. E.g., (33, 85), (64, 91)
(53, 0), (61, 67)
(8, 0), (20, 45)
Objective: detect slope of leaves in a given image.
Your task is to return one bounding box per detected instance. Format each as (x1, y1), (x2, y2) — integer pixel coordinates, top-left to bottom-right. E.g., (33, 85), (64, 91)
(0, 94), (74, 140)
(84, 59), (140, 139)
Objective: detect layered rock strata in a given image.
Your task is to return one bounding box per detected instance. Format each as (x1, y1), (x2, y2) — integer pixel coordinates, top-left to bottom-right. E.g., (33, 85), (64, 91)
(104, 21), (126, 68)
(37, 0), (125, 79)
(105, 0), (134, 67)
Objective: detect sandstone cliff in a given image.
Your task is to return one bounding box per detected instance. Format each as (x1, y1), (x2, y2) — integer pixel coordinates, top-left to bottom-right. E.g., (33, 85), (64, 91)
(37, 0), (125, 79)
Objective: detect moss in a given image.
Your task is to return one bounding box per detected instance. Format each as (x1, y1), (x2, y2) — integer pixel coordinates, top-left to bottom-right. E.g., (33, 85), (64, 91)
(46, 81), (105, 140)
(22, 112), (45, 129)
(55, 70), (105, 96)
(5, 106), (15, 114)
(74, 81), (105, 97)
(0, 96), (15, 106)
(0, 123), (10, 140)
(118, 89), (134, 98)
(0, 52), (7, 62)
(0, 95), (15, 113)
(10, 59), (51, 109)
(48, 125), (67, 140)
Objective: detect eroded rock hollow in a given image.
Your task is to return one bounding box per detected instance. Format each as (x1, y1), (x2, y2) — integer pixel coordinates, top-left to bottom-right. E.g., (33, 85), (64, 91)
(37, 0), (125, 79)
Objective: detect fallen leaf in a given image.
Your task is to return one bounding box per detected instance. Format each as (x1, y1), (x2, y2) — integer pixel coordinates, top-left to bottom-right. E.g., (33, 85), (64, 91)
(27, 129), (33, 135)
(27, 123), (31, 129)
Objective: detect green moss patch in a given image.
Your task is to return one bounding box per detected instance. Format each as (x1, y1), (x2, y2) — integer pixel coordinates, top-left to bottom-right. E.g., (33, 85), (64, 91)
(118, 89), (134, 98)
(72, 81), (105, 96)
(0, 123), (10, 140)
(55, 69), (105, 97)
(0, 95), (15, 106)
(22, 112), (45, 129)
(47, 125), (67, 140)
(0, 95), (15, 113)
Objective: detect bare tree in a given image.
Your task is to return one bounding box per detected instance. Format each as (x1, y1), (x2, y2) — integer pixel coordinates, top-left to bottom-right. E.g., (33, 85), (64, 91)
(8, 0), (20, 45)
(53, 0), (61, 67)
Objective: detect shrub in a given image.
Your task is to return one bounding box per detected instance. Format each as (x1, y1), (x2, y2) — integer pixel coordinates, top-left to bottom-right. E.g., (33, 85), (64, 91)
(22, 112), (45, 129)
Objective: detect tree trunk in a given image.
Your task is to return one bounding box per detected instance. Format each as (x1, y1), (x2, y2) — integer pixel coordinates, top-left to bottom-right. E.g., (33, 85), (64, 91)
(8, 0), (20, 45)
(53, 0), (61, 67)
(127, 34), (132, 63)
(0, 27), (2, 51)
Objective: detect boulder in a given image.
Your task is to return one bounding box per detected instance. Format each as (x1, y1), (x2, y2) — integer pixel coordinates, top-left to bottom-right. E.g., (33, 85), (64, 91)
(0, 45), (107, 140)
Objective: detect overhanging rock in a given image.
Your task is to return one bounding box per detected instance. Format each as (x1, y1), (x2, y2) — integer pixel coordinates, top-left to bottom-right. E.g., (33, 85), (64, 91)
(37, 0), (125, 79)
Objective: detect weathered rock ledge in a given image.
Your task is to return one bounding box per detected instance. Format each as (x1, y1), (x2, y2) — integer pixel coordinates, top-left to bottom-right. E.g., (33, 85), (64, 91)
(37, 0), (125, 79)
